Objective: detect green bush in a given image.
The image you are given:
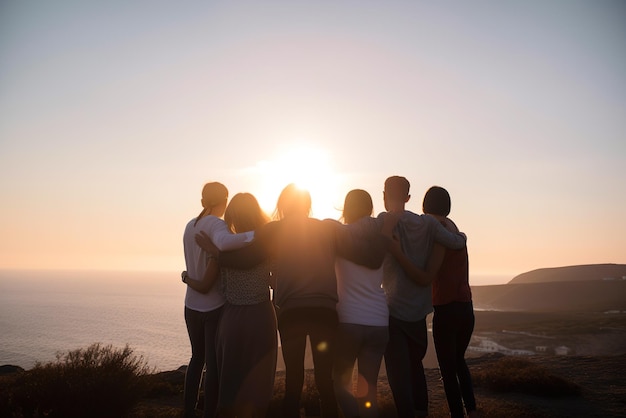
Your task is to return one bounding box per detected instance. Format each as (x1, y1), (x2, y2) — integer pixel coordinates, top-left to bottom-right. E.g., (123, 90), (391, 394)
(0, 343), (154, 418)
(473, 356), (581, 398)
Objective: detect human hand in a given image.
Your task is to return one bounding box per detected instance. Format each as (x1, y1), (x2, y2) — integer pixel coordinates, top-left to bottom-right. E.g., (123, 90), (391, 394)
(195, 231), (219, 257)
(442, 217), (459, 233)
(382, 210), (401, 238)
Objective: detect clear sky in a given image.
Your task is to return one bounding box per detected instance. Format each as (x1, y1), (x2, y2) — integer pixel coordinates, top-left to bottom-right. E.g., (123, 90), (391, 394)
(1, 1), (624, 282)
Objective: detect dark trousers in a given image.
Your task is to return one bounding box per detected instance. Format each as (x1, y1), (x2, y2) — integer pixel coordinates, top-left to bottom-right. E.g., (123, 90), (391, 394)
(432, 301), (476, 418)
(278, 307), (339, 418)
(333, 323), (389, 418)
(184, 306), (223, 418)
(384, 316), (428, 418)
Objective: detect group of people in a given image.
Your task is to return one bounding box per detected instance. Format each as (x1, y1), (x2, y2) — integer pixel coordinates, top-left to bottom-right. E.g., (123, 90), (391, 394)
(181, 176), (478, 418)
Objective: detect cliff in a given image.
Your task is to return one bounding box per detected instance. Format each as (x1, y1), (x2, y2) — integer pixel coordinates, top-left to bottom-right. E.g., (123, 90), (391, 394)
(509, 263), (626, 284)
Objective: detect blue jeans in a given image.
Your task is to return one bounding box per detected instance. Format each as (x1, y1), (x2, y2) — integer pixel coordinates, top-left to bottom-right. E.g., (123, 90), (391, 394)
(384, 316), (428, 418)
(333, 323), (389, 418)
(184, 306), (223, 418)
(433, 301), (476, 418)
(278, 307), (339, 418)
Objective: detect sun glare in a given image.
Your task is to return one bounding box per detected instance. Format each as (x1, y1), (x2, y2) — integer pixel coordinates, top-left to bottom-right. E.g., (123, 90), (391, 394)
(253, 144), (344, 220)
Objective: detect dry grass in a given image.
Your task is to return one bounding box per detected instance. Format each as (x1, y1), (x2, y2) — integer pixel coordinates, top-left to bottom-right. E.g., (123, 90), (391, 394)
(129, 353), (626, 417)
(0, 344), (154, 418)
(3, 349), (625, 417)
(472, 356), (581, 397)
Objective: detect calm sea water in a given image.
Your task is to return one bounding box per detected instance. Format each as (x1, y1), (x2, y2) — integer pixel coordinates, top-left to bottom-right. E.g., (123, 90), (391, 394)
(0, 269), (511, 372)
(0, 269), (189, 372)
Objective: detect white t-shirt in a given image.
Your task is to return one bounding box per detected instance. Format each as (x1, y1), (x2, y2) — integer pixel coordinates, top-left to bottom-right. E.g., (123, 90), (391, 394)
(335, 258), (389, 327)
(183, 215), (254, 312)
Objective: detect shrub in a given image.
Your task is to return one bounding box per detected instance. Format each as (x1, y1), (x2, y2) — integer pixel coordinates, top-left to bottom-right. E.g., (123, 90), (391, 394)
(0, 343), (154, 418)
(473, 356), (581, 398)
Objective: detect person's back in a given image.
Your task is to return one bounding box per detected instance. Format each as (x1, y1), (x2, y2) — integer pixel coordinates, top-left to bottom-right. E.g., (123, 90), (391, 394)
(432, 245), (471, 306)
(264, 215), (338, 314)
(216, 192), (276, 418)
(183, 215), (229, 312)
(333, 190), (390, 418)
(335, 216), (388, 326)
(380, 210), (463, 321)
(265, 184), (341, 418)
(423, 186), (478, 418)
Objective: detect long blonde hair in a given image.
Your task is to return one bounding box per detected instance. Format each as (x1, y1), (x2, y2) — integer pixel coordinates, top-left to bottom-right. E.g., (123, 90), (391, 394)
(274, 183), (311, 220)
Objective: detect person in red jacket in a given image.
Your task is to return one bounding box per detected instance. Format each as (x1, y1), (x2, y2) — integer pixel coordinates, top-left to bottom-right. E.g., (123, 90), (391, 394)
(422, 186), (478, 418)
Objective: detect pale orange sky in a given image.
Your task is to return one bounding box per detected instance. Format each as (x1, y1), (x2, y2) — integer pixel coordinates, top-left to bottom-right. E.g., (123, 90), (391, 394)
(1, 2), (625, 283)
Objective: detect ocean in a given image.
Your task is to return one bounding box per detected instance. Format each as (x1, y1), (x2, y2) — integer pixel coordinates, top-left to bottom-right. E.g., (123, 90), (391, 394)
(0, 269), (189, 372)
(0, 269), (512, 372)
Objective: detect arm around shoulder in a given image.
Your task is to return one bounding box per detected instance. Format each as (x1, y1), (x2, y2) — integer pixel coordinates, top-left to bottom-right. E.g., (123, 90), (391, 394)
(388, 240), (445, 286)
(429, 215), (466, 250)
(220, 223), (273, 269)
(333, 218), (390, 270)
(209, 219), (254, 251)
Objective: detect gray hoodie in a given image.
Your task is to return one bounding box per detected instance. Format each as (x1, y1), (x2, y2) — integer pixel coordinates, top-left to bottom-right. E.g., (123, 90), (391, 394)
(378, 210), (466, 321)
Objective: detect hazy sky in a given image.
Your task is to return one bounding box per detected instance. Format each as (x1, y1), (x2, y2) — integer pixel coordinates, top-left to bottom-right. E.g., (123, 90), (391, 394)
(1, 1), (624, 281)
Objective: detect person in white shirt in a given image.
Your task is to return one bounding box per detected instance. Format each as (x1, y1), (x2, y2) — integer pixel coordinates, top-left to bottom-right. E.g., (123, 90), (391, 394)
(182, 182), (253, 418)
(333, 189), (392, 418)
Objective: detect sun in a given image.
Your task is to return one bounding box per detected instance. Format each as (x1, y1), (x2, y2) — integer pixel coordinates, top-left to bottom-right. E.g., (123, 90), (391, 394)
(253, 143), (345, 220)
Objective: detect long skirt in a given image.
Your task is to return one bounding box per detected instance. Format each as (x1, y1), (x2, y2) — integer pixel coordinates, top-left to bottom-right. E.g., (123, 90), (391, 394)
(216, 299), (278, 415)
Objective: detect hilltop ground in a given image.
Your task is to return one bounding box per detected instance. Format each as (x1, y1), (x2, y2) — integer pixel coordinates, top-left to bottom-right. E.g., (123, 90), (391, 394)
(133, 352), (626, 417)
(3, 310), (623, 417)
(131, 310), (626, 417)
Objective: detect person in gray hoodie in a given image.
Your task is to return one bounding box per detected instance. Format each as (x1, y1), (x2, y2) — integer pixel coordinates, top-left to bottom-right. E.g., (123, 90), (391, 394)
(378, 176), (467, 418)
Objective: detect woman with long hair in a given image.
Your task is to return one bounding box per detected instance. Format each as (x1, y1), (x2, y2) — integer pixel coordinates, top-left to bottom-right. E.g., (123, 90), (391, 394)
(333, 189), (390, 418)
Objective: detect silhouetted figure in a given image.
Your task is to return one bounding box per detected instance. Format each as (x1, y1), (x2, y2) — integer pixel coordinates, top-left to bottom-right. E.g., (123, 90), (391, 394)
(333, 189), (391, 418)
(423, 186), (478, 418)
(378, 176), (467, 418)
